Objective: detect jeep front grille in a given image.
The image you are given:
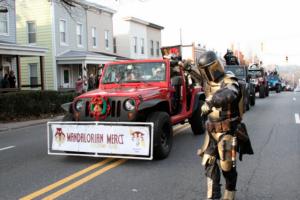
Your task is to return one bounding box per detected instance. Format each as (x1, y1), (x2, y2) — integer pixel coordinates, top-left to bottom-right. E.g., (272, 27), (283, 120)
(110, 100), (121, 117)
(84, 99), (122, 118)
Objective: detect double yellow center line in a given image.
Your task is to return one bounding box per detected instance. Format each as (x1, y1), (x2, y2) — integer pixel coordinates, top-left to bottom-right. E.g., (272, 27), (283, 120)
(20, 124), (190, 200)
(20, 158), (127, 200)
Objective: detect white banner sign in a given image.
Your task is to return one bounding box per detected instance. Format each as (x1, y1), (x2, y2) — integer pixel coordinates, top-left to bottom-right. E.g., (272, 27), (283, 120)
(48, 122), (153, 159)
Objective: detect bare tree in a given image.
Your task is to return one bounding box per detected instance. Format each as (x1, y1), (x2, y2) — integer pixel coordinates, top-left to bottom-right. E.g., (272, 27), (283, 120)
(0, 0), (9, 13)
(50, 0), (89, 18)
(52, 0), (88, 9)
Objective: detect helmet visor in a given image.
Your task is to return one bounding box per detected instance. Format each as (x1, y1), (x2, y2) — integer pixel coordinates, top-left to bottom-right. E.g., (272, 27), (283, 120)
(199, 60), (224, 82)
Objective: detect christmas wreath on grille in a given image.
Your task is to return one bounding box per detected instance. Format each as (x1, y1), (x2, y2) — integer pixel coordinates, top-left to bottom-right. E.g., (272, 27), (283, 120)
(89, 96), (111, 120)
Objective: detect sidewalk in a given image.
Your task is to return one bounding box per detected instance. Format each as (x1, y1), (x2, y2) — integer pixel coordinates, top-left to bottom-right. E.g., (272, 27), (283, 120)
(0, 115), (63, 132)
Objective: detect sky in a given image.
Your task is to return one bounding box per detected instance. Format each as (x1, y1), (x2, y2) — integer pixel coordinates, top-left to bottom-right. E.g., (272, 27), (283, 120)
(88, 0), (300, 65)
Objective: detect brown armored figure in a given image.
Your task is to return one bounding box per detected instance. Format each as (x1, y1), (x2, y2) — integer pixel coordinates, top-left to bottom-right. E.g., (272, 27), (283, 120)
(197, 51), (253, 200)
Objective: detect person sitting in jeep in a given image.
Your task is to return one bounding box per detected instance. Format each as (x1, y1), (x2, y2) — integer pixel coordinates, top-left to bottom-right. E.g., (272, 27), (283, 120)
(125, 65), (137, 81)
(153, 67), (165, 80)
(224, 49), (240, 65)
(126, 70), (136, 81)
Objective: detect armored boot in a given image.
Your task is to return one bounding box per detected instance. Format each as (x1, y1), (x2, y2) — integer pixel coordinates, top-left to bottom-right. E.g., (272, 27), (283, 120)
(207, 177), (221, 199)
(222, 189), (235, 200)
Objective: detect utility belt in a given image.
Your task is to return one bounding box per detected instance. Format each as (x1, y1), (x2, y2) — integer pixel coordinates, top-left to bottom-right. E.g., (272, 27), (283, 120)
(206, 117), (239, 133)
(219, 110), (240, 119)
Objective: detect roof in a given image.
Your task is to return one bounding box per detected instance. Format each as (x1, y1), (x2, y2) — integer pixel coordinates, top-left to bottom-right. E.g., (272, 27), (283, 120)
(148, 23), (164, 30)
(56, 50), (117, 64)
(81, 0), (116, 14)
(123, 16), (148, 25)
(123, 16), (164, 30)
(0, 42), (47, 56)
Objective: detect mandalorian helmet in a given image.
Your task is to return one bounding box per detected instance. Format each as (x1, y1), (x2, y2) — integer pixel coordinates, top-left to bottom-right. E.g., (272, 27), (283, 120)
(198, 51), (225, 82)
(227, 49), (233, 55)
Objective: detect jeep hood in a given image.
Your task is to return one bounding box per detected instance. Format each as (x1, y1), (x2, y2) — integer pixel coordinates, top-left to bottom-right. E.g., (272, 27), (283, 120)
(77, 86), (164, 100)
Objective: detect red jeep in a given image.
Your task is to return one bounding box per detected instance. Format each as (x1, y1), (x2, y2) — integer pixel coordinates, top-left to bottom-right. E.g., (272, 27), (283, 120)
(63, 59), (206, 159)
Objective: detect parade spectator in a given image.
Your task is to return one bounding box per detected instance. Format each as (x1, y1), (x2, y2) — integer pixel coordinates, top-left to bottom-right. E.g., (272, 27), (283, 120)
(88, 73), (95, 90)
(75, 76), (83, 94)
(95, 74), (101, 88)
(8, 70), (16, 88)
(83, 75), (88, 93)
(1, 74), (10, 88)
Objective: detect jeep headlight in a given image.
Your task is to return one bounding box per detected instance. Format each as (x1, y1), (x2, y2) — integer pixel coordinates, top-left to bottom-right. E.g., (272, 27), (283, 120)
(75, 99), (84, 111)
(124, 99), (135, 111)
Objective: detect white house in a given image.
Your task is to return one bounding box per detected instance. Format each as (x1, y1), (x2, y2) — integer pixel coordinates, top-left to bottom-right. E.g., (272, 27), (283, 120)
(114, 16), (164, 59)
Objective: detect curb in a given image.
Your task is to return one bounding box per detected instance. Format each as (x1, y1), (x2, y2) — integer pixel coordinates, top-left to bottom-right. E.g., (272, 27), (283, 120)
(0, 116), (63, 132)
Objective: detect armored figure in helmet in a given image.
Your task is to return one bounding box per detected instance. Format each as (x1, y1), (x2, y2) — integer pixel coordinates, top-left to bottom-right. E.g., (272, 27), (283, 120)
(224, 49), (239, 65)
(197, 51), (253, 200)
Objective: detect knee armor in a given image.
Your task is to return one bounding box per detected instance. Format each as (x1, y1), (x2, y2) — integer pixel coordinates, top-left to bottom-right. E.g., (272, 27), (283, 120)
(218, 134), (234, 172)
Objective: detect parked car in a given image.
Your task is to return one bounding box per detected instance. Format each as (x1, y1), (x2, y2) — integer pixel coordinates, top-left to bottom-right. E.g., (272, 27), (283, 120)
(225, 65), (255, 112)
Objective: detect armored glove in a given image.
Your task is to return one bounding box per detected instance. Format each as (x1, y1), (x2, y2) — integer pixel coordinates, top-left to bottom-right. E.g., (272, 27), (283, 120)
(201, 101), (212, 114)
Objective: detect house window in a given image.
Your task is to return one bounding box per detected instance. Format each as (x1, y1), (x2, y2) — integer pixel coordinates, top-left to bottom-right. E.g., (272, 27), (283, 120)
(104, 30), (109, 49)
(133, 37), (137, 53)
(92, 27), (97, 48)
(59, 20), (67, 44)
(29, 63), (38, 86)
(113, 37), (117, 53)
(141, 38), (144, 54)
(150, 40), (154, 56)
(0, 8), (8, 35)
(27, 21), (36, 44)
(76, 23), (83, 46)
(156, 41), (160, 56)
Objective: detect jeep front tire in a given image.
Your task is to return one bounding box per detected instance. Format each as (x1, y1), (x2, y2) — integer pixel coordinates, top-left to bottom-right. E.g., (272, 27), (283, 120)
(250, 93), (255, 106)
(146, 111), (173, 160)
(189, 100), (206, 135)
(276, 84), (281, 93)
(259, 85), (265, 98)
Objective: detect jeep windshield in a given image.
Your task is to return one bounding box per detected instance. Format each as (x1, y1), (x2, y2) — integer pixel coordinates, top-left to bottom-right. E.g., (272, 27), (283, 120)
(225, 66), (245, 79)
(102, 62), (166, 84)
(248, 70), (263, 78)
(268, 75), (280, 80)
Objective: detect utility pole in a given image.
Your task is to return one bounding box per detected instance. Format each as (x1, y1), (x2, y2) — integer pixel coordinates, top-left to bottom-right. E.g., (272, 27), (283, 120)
(260, 41), (264, 66)
(179, 28), (182, 45)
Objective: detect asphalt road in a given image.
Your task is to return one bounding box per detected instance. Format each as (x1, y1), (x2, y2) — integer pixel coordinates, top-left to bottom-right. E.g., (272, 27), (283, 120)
(0, 91), (299, 200)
